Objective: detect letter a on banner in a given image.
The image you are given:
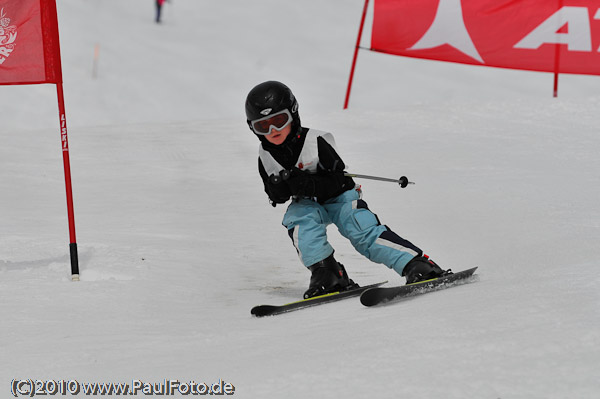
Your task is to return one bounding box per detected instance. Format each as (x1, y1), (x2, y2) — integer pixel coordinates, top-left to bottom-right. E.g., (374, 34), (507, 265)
(0, 0), (80, 281)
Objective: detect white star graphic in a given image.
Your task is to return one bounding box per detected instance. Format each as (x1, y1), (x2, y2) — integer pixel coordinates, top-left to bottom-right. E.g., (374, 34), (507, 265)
(409, 0), (483, 63)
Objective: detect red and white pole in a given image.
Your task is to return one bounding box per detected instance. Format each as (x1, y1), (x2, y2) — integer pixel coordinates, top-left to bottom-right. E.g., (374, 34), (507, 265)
(56, 83), (79, 281)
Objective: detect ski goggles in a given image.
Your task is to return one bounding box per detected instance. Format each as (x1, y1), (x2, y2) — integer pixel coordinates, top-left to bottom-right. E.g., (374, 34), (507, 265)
(250, 109), (293, 135)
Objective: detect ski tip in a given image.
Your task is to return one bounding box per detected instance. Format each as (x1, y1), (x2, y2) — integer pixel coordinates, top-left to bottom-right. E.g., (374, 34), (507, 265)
(359, 288), (381, 307)
(251, 305), (278, 317)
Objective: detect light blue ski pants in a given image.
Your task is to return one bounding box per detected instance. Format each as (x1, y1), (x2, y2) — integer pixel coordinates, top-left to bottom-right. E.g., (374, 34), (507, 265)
(282, 187), (422, 275)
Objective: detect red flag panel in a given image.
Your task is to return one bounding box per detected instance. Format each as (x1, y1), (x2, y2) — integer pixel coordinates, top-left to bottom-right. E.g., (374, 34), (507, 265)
(372, 0), (600, 75)
(0, 0), (62, 85)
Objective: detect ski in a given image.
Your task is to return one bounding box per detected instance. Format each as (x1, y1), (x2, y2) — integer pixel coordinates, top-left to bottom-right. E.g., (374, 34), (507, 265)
(360, 267), (478, 307)
(251, 281), (387, 317)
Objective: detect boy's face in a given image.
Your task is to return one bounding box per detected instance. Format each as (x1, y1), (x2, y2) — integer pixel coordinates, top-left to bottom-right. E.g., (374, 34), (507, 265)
(264, 124), (292, 146)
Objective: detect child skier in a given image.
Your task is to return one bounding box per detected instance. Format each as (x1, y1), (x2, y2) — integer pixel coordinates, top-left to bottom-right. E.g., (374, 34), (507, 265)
(245, 81), (451, 299)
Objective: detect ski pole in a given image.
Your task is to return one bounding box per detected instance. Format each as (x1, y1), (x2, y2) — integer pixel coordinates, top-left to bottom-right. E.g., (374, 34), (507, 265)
(345, 173), (414, 188)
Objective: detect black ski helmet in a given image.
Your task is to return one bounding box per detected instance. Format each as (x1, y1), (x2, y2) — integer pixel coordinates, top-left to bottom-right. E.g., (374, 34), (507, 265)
(245, 81), (300, 133)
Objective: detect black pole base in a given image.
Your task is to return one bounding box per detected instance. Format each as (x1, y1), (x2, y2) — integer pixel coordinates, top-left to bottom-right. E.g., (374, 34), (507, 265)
(70, 242), (80, 281)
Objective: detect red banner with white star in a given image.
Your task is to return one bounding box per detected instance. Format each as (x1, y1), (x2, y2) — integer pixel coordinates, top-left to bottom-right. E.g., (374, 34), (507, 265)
(371, 0), (600, 75)
(0, 0), (62, 84)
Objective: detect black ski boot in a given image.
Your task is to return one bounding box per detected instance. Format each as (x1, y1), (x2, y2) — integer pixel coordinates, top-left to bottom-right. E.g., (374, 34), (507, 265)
(303, 253), (358, 299)
(402, 255), (452, 284)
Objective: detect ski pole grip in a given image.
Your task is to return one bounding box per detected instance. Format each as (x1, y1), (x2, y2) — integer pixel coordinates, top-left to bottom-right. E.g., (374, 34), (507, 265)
(270, 174), (282, 184)
(270, 169), (291, 185)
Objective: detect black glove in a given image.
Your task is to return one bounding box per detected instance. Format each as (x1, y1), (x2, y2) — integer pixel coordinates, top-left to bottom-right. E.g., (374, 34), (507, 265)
(266, 173), (291, 206)
(285, 167), (316, 198)
(259, 160), (292, 206)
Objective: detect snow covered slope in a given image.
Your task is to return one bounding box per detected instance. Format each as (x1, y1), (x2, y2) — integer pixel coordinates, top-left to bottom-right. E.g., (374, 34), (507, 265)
(1, 1), (599, 398)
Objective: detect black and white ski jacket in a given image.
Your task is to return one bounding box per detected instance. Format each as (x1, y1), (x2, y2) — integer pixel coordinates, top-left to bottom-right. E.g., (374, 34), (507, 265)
(257, 127), (355, 206)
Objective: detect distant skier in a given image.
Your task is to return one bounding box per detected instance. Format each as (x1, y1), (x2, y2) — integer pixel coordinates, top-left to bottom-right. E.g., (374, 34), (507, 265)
(155, 0), (166, 24)
(245, 81), (452, 299)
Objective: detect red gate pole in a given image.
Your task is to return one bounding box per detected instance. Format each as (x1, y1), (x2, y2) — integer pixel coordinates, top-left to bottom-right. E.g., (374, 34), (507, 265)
(344, 0), (370, 109)
(553, 0), (564, 98)
(56, 83), (80, 281)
